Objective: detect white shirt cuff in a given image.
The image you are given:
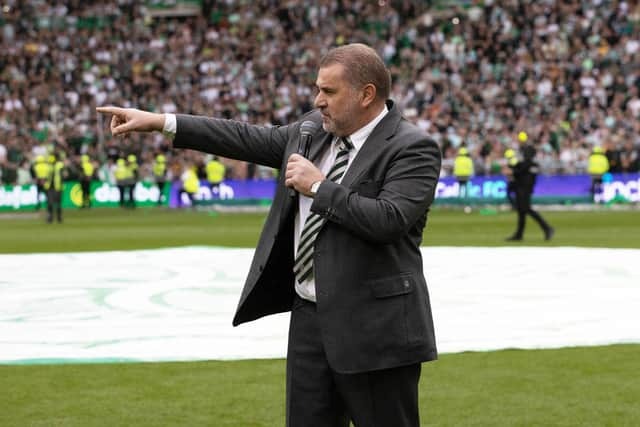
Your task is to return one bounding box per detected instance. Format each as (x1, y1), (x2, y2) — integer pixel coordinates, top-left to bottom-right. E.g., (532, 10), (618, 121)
(163, 113), (177, 138)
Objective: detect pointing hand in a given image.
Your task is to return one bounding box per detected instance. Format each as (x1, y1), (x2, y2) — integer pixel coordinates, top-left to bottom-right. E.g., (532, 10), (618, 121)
(96, 106), (165, 136)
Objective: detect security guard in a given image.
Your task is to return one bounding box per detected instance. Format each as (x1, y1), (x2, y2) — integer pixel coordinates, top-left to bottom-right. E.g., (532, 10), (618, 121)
(453, 147), (473, 200)
(506, 145), (554, 241)
(153, 154), (168, 205)
(31, 155), (50, 210)
(503, 148), (518, 209)
(127, 154), (138, 208)
(180, 165), (200, 208)
(44, 153), (65, 223)
(587, 146), (609, 203)
(205, 156), (225, 195)
(80, 155), (95, 208)
(114, 158), (132, 208)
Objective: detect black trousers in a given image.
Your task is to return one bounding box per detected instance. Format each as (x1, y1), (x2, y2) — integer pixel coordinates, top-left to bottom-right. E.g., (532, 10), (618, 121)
(506, 181), (516, 209)
(457, 179), (469, 199)
(81, 179), (91, 207)
(591, 176), (603, 202)
(286, 296), (421, 427)
(156, 179), (166, 204)
(36, 181), (46, 210)
(46, 189), (62, 223)
(513, 192), (551, 237)
(127, 183), (136, 208)
(117, 184), (127, 207)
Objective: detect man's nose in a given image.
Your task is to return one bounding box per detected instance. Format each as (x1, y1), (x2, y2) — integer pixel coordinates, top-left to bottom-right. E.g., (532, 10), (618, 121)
(314, 93), (325, 108)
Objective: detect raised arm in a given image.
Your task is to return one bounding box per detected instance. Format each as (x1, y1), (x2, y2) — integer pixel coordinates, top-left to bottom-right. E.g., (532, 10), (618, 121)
(97, 106), (292, 169)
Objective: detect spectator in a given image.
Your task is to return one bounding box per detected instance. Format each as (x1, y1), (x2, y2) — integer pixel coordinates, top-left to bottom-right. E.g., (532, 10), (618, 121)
(0, 1), (638, 180)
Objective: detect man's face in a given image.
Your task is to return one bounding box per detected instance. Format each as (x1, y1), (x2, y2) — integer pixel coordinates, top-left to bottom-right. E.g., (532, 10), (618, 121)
(314, 64), (363, 137)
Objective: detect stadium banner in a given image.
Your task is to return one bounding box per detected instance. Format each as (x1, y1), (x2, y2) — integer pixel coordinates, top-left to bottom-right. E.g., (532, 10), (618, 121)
(0, 181), (166, 211)
(434, 173), (639, 204)
(1, 174), (637, 211)
(168, 179), (276, 208)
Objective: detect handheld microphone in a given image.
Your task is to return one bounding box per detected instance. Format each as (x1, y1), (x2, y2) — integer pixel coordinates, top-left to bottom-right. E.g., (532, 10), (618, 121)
(298, 120), (318, 157)
(290, 120), (319, 197)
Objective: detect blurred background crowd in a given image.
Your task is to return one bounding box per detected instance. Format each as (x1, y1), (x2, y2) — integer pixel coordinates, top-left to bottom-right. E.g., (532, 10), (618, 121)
(0, 0), (639, 187)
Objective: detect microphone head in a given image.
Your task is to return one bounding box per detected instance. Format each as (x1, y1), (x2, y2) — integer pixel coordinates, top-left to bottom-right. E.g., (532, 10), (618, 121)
(300, 120), (319, 137)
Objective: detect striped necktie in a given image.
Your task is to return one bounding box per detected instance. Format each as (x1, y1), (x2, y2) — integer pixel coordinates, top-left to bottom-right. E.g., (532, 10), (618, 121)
(294, 137), (353, 284)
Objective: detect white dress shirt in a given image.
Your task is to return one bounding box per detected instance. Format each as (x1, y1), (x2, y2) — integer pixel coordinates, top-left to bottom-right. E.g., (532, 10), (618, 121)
(163, 113), (177, 135)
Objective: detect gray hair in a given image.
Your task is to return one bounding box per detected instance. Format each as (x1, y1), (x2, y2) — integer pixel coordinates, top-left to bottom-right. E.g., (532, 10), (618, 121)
(319, 43), (391, 102)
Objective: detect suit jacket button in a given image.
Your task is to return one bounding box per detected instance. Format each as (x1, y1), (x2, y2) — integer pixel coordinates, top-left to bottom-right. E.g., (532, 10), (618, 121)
(403, 280), (410, 288)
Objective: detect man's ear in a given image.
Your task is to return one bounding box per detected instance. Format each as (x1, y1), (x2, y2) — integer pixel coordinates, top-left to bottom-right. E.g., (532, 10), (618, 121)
(361, 83), (377, 108)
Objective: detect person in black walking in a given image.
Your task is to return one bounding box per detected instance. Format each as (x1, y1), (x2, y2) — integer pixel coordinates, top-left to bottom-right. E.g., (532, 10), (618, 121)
(506, 144), (554, 241)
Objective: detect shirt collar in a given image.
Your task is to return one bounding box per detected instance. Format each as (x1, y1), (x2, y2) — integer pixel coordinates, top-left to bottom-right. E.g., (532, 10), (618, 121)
(342, 104), (389, 152)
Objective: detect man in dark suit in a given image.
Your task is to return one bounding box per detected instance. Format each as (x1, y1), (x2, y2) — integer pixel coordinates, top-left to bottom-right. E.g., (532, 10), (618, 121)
(98, 43), (441, 427)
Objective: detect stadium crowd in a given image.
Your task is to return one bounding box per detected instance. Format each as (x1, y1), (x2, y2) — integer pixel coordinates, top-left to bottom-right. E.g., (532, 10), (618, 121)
(0, 0), (639, 187)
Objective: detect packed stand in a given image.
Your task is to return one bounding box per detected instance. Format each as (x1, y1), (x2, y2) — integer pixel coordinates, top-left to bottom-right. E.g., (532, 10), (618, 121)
(0, 0), (639, 188)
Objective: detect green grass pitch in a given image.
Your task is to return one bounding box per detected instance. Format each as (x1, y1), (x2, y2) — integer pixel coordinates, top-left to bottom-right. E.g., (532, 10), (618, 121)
(1, 207), (638, 426)
(1, 206), (638, 253)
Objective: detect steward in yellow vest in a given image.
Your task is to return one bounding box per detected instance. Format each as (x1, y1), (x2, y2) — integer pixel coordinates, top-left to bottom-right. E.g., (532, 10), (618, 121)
(31, 155), (50, 210)
(153, 154), (167, 205)
(80, 155), (95, 208)
(206, 157), (225, 194)
(180, 166), (199, 207)
(454, 147), (473, 199)
(126, 154), (138, 208)
(44, 154), (65, 223)
(588, 146), (609, 203)
(115, 158), (133, 208)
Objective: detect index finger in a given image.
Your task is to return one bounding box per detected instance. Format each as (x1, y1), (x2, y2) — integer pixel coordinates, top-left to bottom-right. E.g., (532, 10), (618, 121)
(96, 106), (124, 115)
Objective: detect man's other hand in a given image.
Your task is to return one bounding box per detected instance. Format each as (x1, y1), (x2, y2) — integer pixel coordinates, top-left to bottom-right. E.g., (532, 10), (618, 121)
(96, 106), (165, 136)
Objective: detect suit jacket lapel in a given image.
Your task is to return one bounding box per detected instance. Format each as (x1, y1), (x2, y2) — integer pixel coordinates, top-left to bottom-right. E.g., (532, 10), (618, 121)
(341, 101), (401, 188)
(309, 131), (333, 163)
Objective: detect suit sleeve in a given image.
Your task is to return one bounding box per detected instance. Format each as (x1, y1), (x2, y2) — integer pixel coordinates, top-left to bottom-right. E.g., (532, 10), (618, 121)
(310, 135), (441, 244)
(172, 114), (291, 169)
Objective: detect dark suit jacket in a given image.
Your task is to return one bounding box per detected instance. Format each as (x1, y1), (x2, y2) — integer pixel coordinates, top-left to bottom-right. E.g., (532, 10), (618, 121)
(173, 101), (441, 373)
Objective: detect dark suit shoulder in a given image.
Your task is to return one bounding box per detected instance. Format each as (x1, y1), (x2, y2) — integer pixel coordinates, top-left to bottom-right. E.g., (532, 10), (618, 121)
(383, 101), (438, 147)
(393, 117), (440, 151)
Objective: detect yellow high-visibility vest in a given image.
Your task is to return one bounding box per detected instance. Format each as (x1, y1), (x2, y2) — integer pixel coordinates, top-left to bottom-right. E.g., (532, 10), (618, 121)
(115, 160), (130, 181)
(82, 161), (95, 177)
(34, 161), (50, 180)
(454, 155), (473, 178)
(183, 169), (199, 194)
(153, 161), (166, 178)
(587, 153), (609, 175)
(206, 160), (225, 184)
(45, 161), (64, 191)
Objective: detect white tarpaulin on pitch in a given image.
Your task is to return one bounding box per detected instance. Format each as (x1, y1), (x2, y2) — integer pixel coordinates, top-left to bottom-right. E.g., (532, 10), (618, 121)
(0, 246), (638, 364)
